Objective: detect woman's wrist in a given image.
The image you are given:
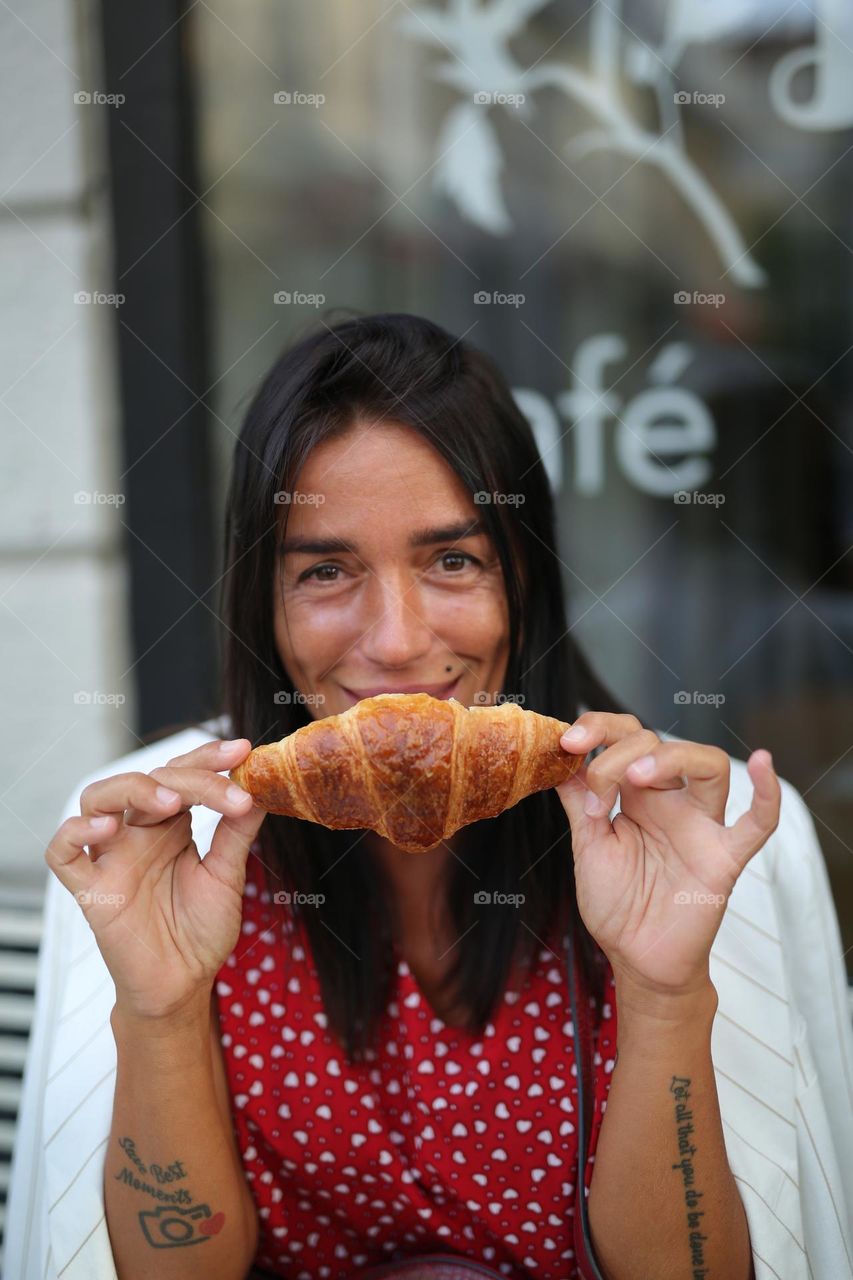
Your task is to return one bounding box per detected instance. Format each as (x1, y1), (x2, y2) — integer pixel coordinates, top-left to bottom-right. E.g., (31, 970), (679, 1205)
(110, 989), (214, 1063)
(611, 965), (719, 1030)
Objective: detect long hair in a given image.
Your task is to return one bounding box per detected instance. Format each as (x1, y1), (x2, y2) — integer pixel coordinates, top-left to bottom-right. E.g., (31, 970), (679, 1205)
(218, 311), (640, 1063)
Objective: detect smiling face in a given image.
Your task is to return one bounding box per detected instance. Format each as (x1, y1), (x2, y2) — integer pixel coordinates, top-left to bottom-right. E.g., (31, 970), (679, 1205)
(273, 422), (511, 719)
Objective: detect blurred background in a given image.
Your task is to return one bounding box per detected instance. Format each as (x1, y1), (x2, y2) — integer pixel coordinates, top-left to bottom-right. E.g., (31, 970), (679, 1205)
(1, 0), (852, 1256)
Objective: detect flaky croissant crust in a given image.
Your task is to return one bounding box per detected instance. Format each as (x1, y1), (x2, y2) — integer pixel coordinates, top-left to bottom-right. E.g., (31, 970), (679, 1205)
(229, 692), (583, 853)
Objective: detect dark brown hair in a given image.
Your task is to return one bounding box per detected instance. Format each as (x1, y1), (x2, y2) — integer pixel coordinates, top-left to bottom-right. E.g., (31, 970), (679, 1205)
(218, 311), (640, 1063)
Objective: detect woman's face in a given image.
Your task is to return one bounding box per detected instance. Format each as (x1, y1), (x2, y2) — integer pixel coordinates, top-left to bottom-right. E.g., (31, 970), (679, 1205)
(273, 422), (511, 719)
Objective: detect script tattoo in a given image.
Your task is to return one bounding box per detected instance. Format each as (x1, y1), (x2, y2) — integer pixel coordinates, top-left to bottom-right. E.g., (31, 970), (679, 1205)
(670, 1076), (708, 1279)
(114, 1135), (226, 1248)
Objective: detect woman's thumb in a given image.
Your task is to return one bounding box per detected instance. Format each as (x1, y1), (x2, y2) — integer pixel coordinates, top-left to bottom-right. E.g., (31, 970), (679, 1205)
(203, 801), (267, 887)
(555, 769), (614, 845)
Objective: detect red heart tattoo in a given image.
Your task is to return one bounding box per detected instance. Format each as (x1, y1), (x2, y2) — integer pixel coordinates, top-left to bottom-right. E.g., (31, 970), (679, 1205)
(199, 1212), (225, 1236)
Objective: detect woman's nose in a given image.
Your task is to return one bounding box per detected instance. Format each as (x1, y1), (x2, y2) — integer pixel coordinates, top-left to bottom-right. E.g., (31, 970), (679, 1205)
(359, 576), (433, 667)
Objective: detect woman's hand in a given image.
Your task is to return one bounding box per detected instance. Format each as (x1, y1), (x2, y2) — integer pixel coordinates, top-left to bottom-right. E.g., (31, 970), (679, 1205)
(45, 738), (267, 1021)
(556, 712), (781, 1001)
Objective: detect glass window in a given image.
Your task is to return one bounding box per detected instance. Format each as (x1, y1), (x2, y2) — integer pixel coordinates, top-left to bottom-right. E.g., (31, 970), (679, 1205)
(192, 0), (853, 970)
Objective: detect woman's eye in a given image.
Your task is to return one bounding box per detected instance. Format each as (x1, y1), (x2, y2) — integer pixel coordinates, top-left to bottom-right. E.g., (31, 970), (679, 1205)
(438, 551), (479, 572)
(297, 553), (480, 583)
(299, 563), (341, 583)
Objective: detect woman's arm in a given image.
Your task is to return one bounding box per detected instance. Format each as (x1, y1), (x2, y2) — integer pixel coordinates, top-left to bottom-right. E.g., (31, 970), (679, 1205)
(104, 993), (259, 1280)
(587, 976), (754, 1280)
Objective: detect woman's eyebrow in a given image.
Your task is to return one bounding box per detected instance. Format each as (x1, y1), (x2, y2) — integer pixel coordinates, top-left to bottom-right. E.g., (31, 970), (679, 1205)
(279, 518), (488, 556)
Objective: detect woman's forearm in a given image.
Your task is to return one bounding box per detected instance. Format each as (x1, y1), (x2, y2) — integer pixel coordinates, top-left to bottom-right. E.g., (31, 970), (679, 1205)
(105, 995), (258, 1280)
(587, 977), (754, 1280)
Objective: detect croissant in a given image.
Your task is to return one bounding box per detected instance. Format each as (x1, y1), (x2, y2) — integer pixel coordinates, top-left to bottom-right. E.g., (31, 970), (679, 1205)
(228, 692), (584, 853)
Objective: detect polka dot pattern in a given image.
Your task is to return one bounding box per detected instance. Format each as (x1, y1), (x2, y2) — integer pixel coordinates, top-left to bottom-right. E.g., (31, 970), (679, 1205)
(214, 845), (617, 1279)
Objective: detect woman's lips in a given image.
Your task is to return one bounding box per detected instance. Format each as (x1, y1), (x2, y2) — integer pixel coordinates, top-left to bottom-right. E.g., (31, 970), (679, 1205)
(341, 676), (461, 702)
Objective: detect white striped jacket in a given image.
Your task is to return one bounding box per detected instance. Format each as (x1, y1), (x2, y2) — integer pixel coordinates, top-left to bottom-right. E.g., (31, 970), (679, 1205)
(5, 716), (853, 1280)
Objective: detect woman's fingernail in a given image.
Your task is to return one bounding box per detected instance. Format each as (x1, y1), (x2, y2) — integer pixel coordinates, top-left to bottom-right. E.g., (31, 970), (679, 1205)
(89, 815), (113, 829)
(227, 784), (251, 805)
(584, 790), (607, 817)
(629, 755), (656, 778)
(562, 725), (587, 744)
(156, 786), (180, 805)
(219, 738), (244, 752)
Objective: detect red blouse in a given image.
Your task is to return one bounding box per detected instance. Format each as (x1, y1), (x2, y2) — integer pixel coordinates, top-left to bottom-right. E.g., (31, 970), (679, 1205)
(214, 844), (618, 1279)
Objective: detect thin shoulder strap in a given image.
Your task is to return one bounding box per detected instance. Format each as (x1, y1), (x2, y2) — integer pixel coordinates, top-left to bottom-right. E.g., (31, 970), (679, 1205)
(567, 923), (606, 1280)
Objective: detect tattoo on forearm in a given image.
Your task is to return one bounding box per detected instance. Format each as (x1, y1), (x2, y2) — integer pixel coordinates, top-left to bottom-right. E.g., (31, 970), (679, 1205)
(670, 1076), (708, 1279)
(113, 1135), (225, 1248)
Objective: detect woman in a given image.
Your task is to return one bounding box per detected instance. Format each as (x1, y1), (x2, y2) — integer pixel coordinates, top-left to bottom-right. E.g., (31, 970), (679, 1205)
(45, 313), (778, 1280)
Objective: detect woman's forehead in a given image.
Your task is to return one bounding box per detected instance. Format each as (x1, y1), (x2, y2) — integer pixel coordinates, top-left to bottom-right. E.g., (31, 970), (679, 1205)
(281, 429), (480, 534)
(296, 421), (458, 485)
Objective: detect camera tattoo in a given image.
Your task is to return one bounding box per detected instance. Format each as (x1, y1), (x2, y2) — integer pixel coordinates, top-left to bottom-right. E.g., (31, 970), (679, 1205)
(115, 1135), (226, 1248)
